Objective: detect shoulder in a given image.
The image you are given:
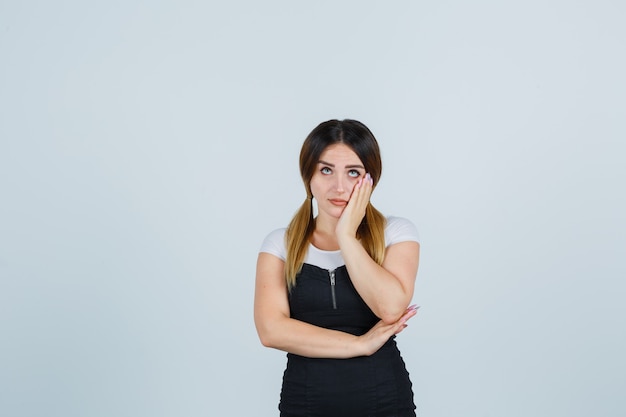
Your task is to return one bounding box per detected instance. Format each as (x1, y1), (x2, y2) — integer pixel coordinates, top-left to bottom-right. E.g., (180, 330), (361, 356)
(384, 216), (420, 246)
(259, 228), (287, 261)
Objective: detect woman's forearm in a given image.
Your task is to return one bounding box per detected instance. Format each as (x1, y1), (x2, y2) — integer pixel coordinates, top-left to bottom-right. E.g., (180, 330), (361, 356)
(256, 315), (364, 358)
(338, 236), (418, 323)
(256, 309), (416, 358)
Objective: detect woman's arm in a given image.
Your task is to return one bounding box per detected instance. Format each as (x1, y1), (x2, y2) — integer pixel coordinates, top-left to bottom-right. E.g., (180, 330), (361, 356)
(336, 174), (420, 324)
(339, 237), (420, 325)
(254, 252), (416, 358)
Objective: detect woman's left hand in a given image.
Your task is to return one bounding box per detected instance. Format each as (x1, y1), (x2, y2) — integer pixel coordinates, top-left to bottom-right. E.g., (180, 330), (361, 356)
(335, 173), (374, 239)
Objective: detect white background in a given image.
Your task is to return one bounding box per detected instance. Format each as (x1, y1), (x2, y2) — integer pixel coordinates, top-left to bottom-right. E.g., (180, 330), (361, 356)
(1, 1), (624, 416)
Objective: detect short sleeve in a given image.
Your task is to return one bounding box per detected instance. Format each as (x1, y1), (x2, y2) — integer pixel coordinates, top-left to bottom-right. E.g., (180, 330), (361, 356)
(259, 228), (287, 261)
(384, 216), (420, 247)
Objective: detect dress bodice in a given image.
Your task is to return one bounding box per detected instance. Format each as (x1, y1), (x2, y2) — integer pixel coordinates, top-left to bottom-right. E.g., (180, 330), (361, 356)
(288, 263), (380, 336)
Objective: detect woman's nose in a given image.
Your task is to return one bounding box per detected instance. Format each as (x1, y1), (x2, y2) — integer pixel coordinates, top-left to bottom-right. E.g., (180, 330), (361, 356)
(335, 176), (346, 192)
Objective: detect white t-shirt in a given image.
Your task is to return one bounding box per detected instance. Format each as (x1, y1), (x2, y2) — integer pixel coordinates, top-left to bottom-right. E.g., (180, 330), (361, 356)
(259, 216), (420, 271)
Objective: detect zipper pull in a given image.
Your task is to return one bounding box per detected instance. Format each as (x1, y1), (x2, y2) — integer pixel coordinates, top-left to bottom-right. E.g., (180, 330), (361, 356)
(329, 269), (337, 309)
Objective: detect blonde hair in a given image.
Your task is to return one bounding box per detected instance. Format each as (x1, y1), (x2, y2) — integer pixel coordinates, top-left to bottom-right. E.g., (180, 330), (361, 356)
(284, 119), (387, 289)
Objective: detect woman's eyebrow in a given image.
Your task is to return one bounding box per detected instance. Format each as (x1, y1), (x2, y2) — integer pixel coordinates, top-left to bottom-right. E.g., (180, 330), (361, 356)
(318, 160), (365, 169)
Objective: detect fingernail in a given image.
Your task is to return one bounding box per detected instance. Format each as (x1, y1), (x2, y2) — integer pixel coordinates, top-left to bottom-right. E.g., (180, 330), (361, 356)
(408, 304), (418, 311)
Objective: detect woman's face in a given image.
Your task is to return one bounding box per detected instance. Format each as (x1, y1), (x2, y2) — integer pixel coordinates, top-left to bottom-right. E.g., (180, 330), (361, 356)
(309, 143), (366, 220)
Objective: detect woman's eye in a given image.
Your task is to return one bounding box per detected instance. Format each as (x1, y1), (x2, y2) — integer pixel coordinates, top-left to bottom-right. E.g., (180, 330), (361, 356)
(348, 170), (361, 178)
(321, 167), (332, 175)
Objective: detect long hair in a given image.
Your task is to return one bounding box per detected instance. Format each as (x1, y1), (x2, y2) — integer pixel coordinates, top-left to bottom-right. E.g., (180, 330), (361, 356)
(284, 119), (387, 288)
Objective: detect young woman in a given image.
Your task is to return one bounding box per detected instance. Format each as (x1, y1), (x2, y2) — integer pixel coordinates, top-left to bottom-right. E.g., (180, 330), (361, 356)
(254, 119), (421, 417)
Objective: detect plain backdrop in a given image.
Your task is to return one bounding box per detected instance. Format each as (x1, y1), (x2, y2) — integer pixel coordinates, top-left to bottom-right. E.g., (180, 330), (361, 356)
(1, 1), (625, 416)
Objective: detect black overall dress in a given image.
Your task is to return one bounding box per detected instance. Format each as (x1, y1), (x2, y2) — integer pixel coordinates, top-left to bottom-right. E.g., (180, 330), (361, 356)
(279, 263), (416, 417)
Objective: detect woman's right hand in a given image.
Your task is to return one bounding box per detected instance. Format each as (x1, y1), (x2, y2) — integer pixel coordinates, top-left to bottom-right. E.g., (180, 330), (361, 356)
(358, 305), (419, 356)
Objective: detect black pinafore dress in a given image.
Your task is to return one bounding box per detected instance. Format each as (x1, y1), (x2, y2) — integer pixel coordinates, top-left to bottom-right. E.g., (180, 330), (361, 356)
(279, 264), (416, 417)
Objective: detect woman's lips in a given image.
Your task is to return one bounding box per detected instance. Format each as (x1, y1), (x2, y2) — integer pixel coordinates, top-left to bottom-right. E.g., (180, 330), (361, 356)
(329, 199), (348, 206)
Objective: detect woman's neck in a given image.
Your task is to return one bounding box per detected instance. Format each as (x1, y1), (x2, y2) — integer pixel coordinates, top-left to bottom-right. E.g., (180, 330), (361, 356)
(314, 212), (338, 235)
(311, 214), (340, 251)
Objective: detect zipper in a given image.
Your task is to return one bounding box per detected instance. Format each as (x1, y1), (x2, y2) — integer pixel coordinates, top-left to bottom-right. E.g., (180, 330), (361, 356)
(329, 269), (337, 309)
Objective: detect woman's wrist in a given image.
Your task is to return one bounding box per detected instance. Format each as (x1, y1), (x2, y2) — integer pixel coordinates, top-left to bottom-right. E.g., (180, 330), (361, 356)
(352, 334), (368, 357)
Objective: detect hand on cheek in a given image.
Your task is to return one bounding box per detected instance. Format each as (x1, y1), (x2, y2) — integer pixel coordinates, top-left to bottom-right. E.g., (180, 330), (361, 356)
(351, 173), (374, 205)
(337, 173), (374, 238)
